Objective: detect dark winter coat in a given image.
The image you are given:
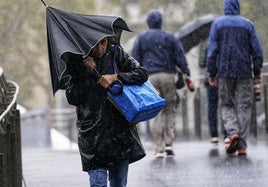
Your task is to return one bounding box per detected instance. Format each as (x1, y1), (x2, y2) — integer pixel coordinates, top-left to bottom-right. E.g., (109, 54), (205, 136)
(207, 0), (263, 78)
(131, 10), (190, 76)
(65, 44), (148, 171)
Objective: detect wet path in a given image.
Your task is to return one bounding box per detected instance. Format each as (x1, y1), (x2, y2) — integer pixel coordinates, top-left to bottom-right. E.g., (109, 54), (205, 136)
(22, 139), (268, 187)
(128, 140), (268, 187)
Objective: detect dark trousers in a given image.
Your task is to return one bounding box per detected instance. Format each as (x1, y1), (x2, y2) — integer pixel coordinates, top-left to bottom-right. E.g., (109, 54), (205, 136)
(207, 84), (219, 138)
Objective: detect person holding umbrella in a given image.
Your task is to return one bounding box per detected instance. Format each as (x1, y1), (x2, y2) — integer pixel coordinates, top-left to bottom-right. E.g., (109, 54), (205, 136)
(43, 4), (148, 186)
(65, 36), (148, 186)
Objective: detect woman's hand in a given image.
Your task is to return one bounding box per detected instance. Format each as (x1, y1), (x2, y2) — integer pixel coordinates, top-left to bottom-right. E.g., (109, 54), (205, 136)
(97, 74), (119, 88)
(83, 56), (96, 71)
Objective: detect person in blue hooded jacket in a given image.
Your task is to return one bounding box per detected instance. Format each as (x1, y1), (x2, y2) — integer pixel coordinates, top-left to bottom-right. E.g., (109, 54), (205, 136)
(207, 0), (263, 156)
(132, 10), (195, 158)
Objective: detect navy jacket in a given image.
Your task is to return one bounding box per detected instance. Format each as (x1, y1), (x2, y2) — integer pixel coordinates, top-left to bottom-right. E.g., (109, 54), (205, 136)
(207, 0), (263, 78)
(131, 10), (190, 76)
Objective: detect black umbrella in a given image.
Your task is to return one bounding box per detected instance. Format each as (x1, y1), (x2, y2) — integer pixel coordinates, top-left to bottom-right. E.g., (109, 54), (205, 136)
(175, 14), (219, 53)
(41, 0), (131, 94)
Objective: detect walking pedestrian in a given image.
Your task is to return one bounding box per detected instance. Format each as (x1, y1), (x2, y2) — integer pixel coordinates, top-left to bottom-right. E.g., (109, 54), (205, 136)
(65, 36), (148, 186)
(198, 39), (219, 144)
(132, 10), (195, 158)
(207, 0), (263, 156)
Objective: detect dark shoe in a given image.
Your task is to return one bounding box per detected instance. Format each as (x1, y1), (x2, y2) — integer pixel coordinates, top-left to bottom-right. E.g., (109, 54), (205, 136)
(225, 134), (239, 154)
(237, 149), (247, 156)
(165, 146), (175, 157)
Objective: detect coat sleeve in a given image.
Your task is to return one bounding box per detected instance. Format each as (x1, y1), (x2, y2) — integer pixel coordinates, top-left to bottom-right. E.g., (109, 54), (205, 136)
(207, 22), (219, 77)
(174, 36), (190, 76)
(249, 24), (263, 76)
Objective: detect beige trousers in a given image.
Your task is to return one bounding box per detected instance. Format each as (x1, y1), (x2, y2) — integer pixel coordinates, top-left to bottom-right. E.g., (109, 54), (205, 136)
(148, 73), (177, 153)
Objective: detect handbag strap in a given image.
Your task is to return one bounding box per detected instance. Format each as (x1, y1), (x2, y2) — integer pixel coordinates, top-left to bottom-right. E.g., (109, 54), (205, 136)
(108, 54), (123, 95)
(112, 59), (119, 74)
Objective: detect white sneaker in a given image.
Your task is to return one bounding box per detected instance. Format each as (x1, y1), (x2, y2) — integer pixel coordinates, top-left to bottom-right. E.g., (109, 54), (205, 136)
(210, 137), (219, 144)
(224, 138), (230, 144)
(154, 152), (165, 158)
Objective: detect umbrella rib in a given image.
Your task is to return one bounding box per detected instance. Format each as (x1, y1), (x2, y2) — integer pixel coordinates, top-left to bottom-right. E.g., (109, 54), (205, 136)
(41, 0), (47, 7)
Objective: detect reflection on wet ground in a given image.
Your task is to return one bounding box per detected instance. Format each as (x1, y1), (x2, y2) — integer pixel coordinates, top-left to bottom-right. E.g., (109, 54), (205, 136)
(128, 139), (268, 187)
(22, 138), (268, 187)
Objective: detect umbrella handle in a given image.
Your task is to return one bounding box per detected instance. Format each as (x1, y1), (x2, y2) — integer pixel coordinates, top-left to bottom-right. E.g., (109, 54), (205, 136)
(40, 0), (48, 7)
(92, 68), (101, 79)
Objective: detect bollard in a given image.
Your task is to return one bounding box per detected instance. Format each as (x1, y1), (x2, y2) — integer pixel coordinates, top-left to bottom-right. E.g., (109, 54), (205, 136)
(15, 110), (22, 187)
(0, 152), (5, 187)
(2, 110), (22, 187)
(5, 113), (17, 187)
(0, 68), (21, 187)
(194, 88), (201, 139)
(181, 90), (189, 136)
(250, 96), (257, 137)
(0, 130), (7, 187)
(264, 84), (268, 134)
(6, 132), (18, 187)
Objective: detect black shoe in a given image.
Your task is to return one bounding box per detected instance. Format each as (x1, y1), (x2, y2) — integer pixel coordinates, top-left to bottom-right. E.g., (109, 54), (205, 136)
(165, 146), (175, 157)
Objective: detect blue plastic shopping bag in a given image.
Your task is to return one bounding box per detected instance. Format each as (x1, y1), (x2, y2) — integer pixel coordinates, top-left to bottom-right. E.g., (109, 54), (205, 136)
(107, 80), (166, 123)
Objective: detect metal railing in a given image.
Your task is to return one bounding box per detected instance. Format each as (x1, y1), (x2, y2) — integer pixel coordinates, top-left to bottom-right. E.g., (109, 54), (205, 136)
(46, 83), (268, 142)
(0, 67), (22, 187)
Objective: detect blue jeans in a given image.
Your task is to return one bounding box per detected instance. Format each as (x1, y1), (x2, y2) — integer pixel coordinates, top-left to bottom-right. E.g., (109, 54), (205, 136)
(88, 160), (129, 187)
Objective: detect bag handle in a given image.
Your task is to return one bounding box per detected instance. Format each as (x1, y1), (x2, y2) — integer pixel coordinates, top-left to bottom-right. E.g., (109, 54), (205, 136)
(107, 57), (123, 95)
(108, 80), (123, 95)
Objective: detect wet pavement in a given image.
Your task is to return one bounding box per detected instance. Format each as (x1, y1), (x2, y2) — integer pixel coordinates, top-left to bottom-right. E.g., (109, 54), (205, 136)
(22, 138), (268, 187)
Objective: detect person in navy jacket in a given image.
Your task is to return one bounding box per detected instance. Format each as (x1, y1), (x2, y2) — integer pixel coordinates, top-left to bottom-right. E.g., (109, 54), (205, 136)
(132, 10), (195, 158)
(207, 0), (263, 156)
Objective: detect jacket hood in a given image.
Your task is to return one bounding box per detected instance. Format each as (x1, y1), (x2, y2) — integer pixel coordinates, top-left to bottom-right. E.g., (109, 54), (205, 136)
(224, 0), (240, 15)
(146, 10), (162, 29)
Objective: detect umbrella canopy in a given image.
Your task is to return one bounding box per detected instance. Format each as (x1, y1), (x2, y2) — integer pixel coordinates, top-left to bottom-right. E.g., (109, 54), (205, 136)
(44, 5), (131, 94)
(175, 14), (219, 53)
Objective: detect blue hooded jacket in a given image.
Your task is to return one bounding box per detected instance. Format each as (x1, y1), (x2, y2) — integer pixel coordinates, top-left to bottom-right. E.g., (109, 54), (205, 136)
(207, 0), (263, 78)
(131, 10), (190, 76)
